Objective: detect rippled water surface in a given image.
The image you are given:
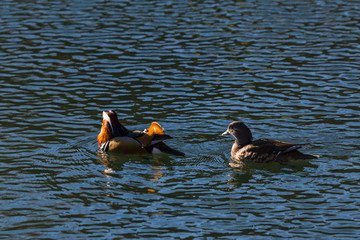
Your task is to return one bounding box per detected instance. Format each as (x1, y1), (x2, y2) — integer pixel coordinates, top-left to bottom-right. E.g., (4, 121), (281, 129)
(1, 0), (360, 238)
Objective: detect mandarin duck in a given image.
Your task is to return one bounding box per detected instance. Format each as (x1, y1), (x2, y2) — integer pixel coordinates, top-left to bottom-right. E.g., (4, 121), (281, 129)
(97, 110), (185, 156)
(222, 121), (319, 162)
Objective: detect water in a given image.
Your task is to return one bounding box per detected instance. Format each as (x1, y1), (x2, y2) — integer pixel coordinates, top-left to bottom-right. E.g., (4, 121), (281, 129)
(1, 0), (359, 238)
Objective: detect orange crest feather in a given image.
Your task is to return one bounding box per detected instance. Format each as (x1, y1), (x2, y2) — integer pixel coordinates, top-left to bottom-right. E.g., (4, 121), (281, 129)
(136, 122), (165, 147)
(147, 122), (165, 136)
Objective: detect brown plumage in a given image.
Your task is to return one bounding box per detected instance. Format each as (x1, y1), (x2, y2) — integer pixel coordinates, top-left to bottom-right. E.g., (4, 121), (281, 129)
(97, 110), (185, 156)
(222, 121), (319, 162)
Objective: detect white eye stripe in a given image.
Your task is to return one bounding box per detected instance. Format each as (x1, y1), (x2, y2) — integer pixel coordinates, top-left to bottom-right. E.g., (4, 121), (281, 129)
(103, 111), (114, 132)
(103, 111), (111, 122)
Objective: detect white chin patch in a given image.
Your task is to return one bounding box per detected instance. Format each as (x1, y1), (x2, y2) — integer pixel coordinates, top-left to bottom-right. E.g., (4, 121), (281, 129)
(152, 147), (163, 154)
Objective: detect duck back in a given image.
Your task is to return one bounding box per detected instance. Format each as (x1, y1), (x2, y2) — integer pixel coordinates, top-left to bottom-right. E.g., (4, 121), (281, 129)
(232, 138), (318, 163)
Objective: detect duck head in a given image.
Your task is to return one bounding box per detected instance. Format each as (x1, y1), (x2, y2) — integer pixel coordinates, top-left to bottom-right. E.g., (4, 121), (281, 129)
(97, 110), (128, 147)
(222, 121), (253, 146)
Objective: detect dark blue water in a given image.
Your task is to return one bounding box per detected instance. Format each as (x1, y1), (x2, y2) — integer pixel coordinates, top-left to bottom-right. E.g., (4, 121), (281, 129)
(1, 0), (359, 238)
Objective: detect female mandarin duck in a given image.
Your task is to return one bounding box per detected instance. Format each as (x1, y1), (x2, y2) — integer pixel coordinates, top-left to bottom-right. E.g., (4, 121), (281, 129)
(222, 121), (319, 162)
(97, 110), (185, 156)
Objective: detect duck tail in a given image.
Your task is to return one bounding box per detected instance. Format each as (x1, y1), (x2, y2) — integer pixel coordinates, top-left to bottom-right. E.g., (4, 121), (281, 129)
(148, 142), (185, 156)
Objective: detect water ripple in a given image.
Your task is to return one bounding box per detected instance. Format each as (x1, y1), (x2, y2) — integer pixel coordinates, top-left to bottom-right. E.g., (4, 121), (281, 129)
(1, 0), (360, 239)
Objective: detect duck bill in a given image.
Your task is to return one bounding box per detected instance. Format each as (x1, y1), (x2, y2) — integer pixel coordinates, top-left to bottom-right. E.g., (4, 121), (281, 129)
(221, 129), (231, 136)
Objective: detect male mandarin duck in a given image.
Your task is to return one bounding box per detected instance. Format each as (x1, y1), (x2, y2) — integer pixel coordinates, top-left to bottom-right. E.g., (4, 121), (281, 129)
(222, 121), (319, 162)
(97, 110), (185, 156)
